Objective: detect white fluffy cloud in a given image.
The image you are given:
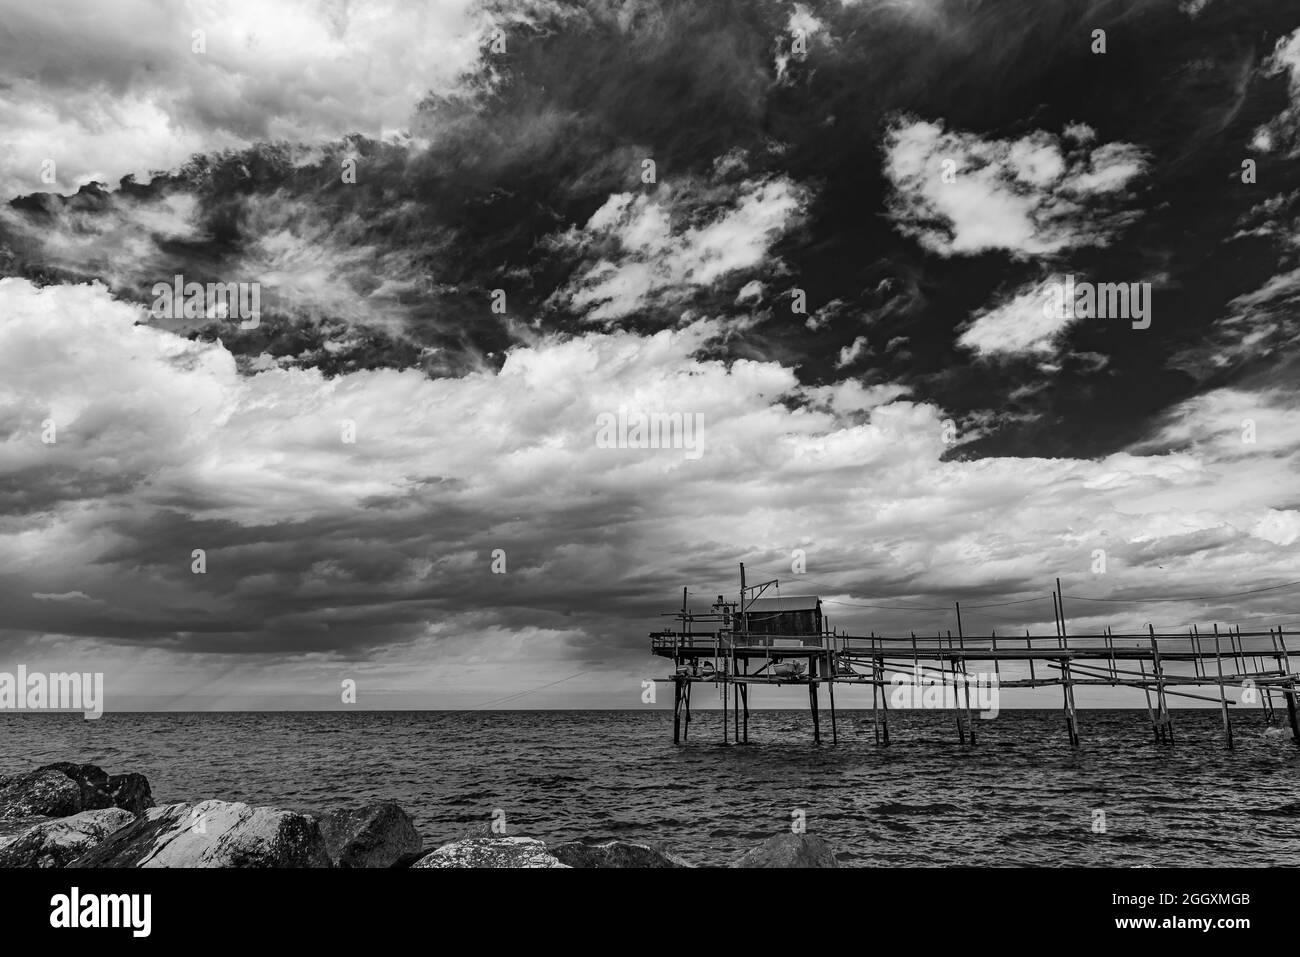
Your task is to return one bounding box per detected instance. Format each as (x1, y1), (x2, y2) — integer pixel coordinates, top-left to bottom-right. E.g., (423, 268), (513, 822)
(882, 116), (1147, 258)
(550, 177), (809, 322)
(2, 279), (1298, 705)
(0, 0), (487, 199)
(1253, 27), (1300, 155)
(958, 275), (1072, 358)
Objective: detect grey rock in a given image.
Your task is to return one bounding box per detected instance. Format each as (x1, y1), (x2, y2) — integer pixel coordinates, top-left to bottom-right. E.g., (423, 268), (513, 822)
(412, 836), (569, 868)
(106, 774), (154, 814)
(549, 839), (692, 868)
(0, 769), (83, 819)
(0, 764), (154, 819)
(729, 833), (839, 868)
(0, 808), (137, 868)
(71, 800), (331, 868)
(318, 802), (421, 869)
(0, 816), (53, 851)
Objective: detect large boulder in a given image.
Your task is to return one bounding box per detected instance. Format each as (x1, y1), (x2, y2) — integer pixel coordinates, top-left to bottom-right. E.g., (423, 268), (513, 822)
(0, 808), (136, 868)
(317, 802), (421, 869)
(71, 800), (331, 868)
(107, 774), (154, 814)
(729, 834), (839, 868)
(549, 839), (693, 868)
(412, 837), (569, 868)
(0, 764), (153, 819)
(0, 769), (83, 818)
(0, 816), (54, 851)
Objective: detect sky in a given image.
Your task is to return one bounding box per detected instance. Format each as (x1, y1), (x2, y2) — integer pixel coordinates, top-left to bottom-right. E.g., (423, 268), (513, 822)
(1, 0), (1300, 710)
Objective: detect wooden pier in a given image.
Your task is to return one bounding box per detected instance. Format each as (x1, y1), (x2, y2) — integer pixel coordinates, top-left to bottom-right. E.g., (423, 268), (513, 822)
(650, 566), (1300, 748)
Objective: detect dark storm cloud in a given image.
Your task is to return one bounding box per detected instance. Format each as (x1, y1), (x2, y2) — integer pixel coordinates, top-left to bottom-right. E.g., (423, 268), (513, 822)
(5, 0), (1300, 459)
(4, 1), (1300, 703)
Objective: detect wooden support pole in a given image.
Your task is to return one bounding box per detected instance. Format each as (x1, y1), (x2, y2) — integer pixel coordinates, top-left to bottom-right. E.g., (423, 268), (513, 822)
(828, 677), (838, 745)
(736, 675), (742, 743)
(809, 681), (821, 744)
(1278, 629), (1300, 744)
(1150, 625), (1174, 745)
(741, 682), (749, 744)
(871, 638), (881, 746)
(943, 631), (965, 745)
(878, 658), (891, 746)
(1052, 592), (1063, 648)
(1056, 577), (1068, 641)
(673, 678), (682, 744)
(1287, 689), (1300, 744)
(722, 673), (728, 744)
(683, 681), (691, 741)
(962, 657), (976, 746)
(1061, 657), (1079, 747)
(1265, 628), (1280, 725)
(1138, 657), (1160, 743)
(1213, 624), (1234, 750)
(955, 612), (975, 745)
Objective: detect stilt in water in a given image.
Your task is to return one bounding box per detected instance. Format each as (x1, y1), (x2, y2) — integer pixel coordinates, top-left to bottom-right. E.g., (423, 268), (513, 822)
(673, 678), (682, 744)
(1213, 624), (1234, 750)
(683, 681), (691, 741)
(871, 638), (881, 746)
(809, 680), (821, 744)
(877, 658), (891, 746)
(962, 658), (976, 746)
(722, 672), (728, 744)
(828, 675), (838, 745)
(1138, 657), (1161, 743)
(740, 682), (749, 743)
(1277, 629), (1300, 744)
(1061, 657), (1080, 748)
(1263, 629), (1280, 726)
(1149, 625), (1174, 744)
(733, 674), (740, 744)
(943, 631), (966, 745)
(955, 609), (975, 746)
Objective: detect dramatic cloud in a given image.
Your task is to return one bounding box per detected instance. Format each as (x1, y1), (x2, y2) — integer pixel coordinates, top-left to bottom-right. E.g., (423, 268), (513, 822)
(958, 277), (1071, 358)
(548, 176), (809, 323)
(0, 0), (487, 199)
(2, 279), (1298, 705)
(1253, 27), (1300, 154)
(882, 117), (1147, 258)
(4, 0), (1300, 707)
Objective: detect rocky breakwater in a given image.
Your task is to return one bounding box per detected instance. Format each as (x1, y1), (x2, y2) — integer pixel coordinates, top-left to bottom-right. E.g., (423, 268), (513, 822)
(0, 762), (841, 868)
(0, 762), (155, 867)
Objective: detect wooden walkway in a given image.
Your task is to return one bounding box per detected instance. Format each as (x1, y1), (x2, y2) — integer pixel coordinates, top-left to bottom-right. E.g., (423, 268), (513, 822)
(650, 579), (1300, 749)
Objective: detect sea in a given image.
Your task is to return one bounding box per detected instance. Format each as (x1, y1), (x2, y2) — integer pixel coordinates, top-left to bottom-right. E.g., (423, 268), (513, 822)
(3, 709), (1299, 867)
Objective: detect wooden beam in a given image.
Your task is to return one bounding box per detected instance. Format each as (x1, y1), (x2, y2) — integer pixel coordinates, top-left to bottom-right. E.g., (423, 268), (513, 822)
(809, 681), (821, 744)
(1213, 625), (1234, 750)
(828, 674), (838, 745)
(673, 678), (682, 744)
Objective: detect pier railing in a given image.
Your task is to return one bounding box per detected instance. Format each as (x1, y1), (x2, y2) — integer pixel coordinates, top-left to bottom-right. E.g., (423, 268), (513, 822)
(649, 624), (1300, 749)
